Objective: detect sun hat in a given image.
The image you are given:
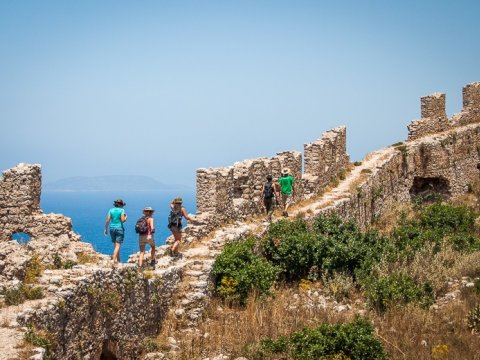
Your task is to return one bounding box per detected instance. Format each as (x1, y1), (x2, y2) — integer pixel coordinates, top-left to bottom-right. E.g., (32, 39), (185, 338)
(113, 199), (126, 206)
(143, 207), (155, 212)
(173, 197), (183, 204)
(281, 168), (290, 175)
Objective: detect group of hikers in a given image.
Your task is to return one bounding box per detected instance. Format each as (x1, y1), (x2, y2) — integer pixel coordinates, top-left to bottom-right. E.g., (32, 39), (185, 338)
(103, 168), (295, 267)
(104, 197), (193, 267)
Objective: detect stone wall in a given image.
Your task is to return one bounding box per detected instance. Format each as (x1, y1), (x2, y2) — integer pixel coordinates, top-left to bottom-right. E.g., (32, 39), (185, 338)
(325, 82), (480, 229)
(196, 127), (349, 225)
(0, 163), (79, 242)
(17, 265), (180, 359)
(303, 126), (349, 197)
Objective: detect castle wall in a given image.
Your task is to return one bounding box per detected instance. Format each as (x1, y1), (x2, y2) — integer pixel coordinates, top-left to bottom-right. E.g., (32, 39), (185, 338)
(303, 126), (349, 197)
(195, 128), (348, 225)
(323, 82), (480, 229)
(17, 266), (180, 359)
(0, 164), (79, 242)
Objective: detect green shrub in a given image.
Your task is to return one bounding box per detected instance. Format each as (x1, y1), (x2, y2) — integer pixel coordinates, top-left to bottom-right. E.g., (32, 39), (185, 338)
(4, 287), (26, 306)
(262, 215), (389, 281)
(467, 304), (480, 334)
(212, 237), (279, 304)
(420, 203), (476, 236)
(391, 203), (480, 253)
(363, 272), (434, 312)
(25, 324), (54, 359)
(261, 316), (388, 359)
(23, 285), (44, 300)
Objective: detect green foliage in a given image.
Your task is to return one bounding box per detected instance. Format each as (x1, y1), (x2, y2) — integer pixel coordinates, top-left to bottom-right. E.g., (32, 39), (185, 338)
(25, 324), (54, 359)
(392, 203), (480, 253)
(143, 337), (161, 352)
(3, 284), (44, 305)
(212, 237), (279, 304)
(363, 272), (434, 312)
(23, 285), (44, 300)
(261, 316), (388, 359)
(262, 215), (389, 281)
(63, 260), (77, 269)
(53, 253), (62, 269)
(24, 255), (43, 284)
(3, 287), (25, 305)
(467, 304), (480, 333)
(353, 161), (362, 166)
(474, 278), (480, 294)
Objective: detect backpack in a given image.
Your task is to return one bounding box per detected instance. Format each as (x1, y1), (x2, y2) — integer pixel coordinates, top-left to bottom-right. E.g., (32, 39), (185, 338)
(135, 216), (149, 234)
(168, 209), (182, 228)
(263, 182), (274, 199)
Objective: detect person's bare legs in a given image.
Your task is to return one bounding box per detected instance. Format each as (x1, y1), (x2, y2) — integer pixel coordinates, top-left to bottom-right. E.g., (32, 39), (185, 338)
(113, 243), (121, 263)
(138, 244), (146, 267)
(150, 242), (156, 263)
(171, 230), (182, 255)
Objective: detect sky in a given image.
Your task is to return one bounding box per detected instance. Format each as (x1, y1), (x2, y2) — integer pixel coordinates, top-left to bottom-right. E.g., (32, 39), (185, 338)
(1, 0), (479, 188)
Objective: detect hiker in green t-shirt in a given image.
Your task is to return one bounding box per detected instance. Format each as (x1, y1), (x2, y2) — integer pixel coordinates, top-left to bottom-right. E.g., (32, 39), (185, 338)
(278, 168), (295, 217)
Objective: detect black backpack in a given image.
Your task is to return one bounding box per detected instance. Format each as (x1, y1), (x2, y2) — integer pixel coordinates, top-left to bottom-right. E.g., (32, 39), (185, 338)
(168, 210), (182, 228)
(263, 182), (274, 199)
(135, 216), (149, 234)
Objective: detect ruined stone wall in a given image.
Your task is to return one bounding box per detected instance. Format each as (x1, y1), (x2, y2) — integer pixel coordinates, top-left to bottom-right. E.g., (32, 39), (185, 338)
(0, 163), (79, 242)
(303, 126), (350, 197)
(407, 93), (449, 140)
(16, 265), (180, 359)
(196, 127), (348, 225)
(325, 82), (480, 229)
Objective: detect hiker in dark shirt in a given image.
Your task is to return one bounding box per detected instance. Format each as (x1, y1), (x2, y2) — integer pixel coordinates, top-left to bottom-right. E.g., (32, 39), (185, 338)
(168, 197), (193, 257)
(260, 175), (279, 221)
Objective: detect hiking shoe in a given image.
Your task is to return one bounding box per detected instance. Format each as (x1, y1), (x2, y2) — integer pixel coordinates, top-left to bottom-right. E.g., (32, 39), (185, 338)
(150, 259), (156, 269)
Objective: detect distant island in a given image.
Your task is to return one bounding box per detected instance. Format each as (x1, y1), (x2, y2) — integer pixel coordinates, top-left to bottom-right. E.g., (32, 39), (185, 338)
(44, 175), (189, 192)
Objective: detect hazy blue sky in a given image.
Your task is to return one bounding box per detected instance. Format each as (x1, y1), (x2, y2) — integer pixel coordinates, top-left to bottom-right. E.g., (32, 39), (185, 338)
(1, 1), (479, 187)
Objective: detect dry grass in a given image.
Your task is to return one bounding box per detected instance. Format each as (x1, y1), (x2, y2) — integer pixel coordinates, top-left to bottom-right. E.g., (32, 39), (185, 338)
(172, 285), (480, 360)
(176, 287), (353, 359)
(374, 242), (461, 294)
(375, 289), (480, 360)
(76, 251), (98, 265)
(372, 203), (415, 235)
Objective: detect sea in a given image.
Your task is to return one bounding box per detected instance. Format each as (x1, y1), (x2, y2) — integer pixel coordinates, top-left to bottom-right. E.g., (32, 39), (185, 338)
(40, 190), (196, 262)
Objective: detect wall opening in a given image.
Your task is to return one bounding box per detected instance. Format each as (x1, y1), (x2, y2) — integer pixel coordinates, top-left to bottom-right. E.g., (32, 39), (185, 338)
(10, 232), (32, 244)
(100, 341), (118, 360)
(409, 177), (451, 203)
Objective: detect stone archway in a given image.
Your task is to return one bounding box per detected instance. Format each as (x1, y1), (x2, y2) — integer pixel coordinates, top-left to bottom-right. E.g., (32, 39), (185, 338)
(409, 176), (451, 203)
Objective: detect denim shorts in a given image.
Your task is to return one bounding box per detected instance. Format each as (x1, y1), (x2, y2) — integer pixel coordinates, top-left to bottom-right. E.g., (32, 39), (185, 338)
(110, 227), (125, 244)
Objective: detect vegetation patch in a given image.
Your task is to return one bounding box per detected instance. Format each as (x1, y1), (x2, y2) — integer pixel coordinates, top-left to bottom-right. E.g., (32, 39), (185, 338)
(212, 237), (279, 304)
(24, 324), (54, 360)
(260, 316), (388, 359)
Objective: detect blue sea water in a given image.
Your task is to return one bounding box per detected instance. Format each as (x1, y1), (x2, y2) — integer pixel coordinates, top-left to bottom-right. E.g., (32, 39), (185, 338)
(40, 190), (196, 262)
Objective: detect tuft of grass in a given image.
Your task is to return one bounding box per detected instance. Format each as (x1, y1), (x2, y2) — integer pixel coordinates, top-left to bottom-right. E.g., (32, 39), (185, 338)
(76, 251), (98, 264)
(24, 255), (43, 284)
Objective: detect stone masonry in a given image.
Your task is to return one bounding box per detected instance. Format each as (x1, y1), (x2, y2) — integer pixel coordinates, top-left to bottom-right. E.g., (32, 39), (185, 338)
(196, 126), (349, 228)
(0, 163), (80, 243)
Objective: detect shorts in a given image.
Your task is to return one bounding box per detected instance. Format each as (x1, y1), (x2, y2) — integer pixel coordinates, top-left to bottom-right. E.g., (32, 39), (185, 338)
(139, 234), (155, 247)
(169, 225), (182, 234)
(110, 227), (124, 244)
(281, 193), (293, 206)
